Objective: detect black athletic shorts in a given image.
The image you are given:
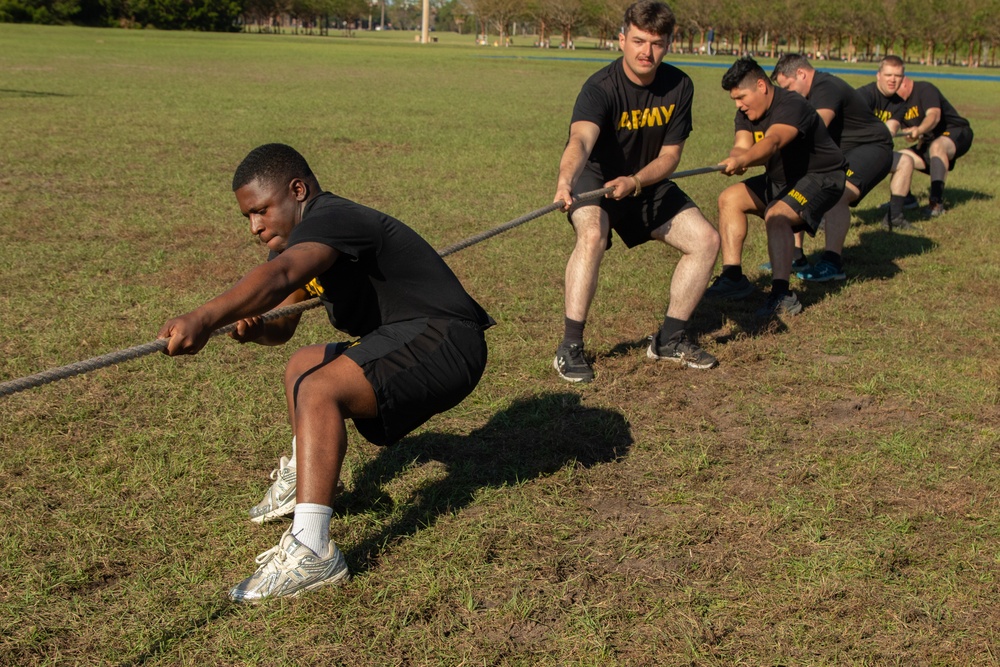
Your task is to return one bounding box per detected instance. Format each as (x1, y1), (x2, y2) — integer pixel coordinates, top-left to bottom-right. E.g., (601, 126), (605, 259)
(911, 125), (974, 173)
(340, 317), (488, 446)
(743, 171), (846, 236)
(844, 142), (892, 206)
(568, 170), (699, 249)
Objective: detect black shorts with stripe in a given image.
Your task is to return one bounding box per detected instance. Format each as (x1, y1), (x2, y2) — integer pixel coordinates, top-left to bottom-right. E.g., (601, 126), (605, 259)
(911, 125), (974, 173)
(743, 170), (846, 236)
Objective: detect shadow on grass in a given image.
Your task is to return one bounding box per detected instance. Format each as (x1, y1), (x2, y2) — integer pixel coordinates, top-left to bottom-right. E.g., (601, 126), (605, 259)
(687, 220), (941, 343)
(0, 88), (74, 98)
(115, 394), (629, 665)
(338, 391), (633, 574)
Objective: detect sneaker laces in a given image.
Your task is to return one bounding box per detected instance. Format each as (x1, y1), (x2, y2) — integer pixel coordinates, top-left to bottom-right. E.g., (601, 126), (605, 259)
(253, 532), (301, 572)
(566, 344), (586, 364)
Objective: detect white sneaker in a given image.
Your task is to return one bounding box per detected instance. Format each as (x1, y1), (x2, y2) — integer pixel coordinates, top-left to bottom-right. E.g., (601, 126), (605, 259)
(229, 527), (350, 603)
(249, 456), (297, 524)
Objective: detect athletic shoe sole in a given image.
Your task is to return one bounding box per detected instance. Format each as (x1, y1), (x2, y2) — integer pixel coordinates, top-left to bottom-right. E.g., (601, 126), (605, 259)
(552, 356), (591, 383)
(646, 343), (718, 370)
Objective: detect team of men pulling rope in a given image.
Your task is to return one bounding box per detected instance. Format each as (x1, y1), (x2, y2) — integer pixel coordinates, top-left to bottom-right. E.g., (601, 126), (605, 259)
(1, 0), (974, 602)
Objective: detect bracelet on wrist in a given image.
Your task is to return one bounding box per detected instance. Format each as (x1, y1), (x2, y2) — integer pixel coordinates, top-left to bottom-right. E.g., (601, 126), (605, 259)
(631, 175), (642, 197)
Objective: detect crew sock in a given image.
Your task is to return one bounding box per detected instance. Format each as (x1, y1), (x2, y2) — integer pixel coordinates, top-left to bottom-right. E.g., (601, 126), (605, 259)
(721, 264), (743, 281)
(562, 317), (585, 348)
(929, 179), (945, 203)
(889, 194), (905, 219)
(291, 503), (333, 557)
(656, 316), (686, 347)
(771, 279), (790, 297)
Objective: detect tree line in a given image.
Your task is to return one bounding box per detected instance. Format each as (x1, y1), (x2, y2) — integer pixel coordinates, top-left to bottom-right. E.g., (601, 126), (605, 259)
(4, 0), (1000, 67)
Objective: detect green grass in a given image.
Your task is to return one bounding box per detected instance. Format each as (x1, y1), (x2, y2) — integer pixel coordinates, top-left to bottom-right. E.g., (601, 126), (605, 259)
(1, 23), (999, 666)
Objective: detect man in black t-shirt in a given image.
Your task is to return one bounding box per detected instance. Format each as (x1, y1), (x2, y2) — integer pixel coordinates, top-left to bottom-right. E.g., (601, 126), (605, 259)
(711, 57), (846, 319)
(889, 74), (974, 218)
(771, 53), (893, 280)
(158, 144), (493, 602)
(552, 0), (721, 383)
(856, 56), (930, 227)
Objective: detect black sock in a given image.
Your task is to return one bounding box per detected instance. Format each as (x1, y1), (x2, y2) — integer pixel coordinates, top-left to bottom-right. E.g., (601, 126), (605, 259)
(563, 317), (585, 347)
(889, 194), (904, 219)
(821, 251), (842, 268)
(930, 180), (944, 203)
(721, 264), (743, 281)
(656, 316), (686, 346)
(771, 279), (790, 297)
(793, 247), (805, 261)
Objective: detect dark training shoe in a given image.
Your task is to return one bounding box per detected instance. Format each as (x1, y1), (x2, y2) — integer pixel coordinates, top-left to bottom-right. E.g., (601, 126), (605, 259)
(553, 343), (594, 383)
(797, 259), (846, 282)
(760, 256), (809, 273)
(926, 201), (946, 218)
(705, 274), (755, 300)
(881, 212), (916, 231)
(755, 291), (803, 319)
(647, 331), (718, 370)
(879, 194), (920, 211)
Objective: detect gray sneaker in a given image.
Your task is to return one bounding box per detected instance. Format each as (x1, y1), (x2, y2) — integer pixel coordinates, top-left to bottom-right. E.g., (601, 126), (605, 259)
(705, 274), (755, 300)
(647, 331), (718, 369)
(755, 291), (803, 319)
(229, 527), (350, 603)
(553, 342), (594, 383)
(926, 201), (946, 218)
(249, 456), (297, 524)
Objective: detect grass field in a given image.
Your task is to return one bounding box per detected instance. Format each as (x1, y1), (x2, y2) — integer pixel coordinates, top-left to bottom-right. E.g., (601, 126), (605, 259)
(1, 24), (998, 666)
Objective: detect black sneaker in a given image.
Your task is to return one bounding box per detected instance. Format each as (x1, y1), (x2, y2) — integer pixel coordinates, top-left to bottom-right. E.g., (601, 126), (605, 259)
(926, 201), (946, 218)
(647, 331), (718, 369)
(755, 291), (803, 319)
(881, 212), (915, 231)
(879, 194), (920, 211)
(705, 274), (755, 300)
(553, 343), (594, 383)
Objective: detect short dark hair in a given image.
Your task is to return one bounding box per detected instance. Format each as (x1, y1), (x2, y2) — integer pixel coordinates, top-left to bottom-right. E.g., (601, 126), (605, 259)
(878, 55), (905, 72)
(771, 53), (812, 81)
(622, 0), (675, 38)
(232, 143), (314, 191)
(721, 56), (769, 91)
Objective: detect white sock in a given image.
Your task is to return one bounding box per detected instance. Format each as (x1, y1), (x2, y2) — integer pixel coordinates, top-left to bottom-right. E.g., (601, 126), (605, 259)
(287, 436), (297, 469)
(291, 503), (332, 556)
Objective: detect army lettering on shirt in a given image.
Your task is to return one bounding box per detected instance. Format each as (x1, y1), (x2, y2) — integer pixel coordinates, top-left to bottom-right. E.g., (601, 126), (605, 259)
(856, 81), (905, 124)
(571, 58), (694, 180)
(892, 81), (971, 138)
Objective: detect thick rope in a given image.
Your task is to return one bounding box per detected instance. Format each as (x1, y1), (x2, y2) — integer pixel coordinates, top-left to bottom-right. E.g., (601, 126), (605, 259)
(0, 166), (724, 399)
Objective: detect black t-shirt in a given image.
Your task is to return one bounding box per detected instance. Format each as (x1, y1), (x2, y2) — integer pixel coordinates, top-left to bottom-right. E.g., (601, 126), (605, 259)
(807, 71), (892, 151)
(893, 81), (970, 138)
(734, 85), (846, 189)
(571, 58), (694, 179)
(855, 81), (905, 124)
(280, 192), (493, 337)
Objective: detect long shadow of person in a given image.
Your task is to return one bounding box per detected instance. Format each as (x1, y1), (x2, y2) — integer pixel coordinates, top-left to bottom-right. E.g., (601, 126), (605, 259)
(336, 391), (633, 574)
